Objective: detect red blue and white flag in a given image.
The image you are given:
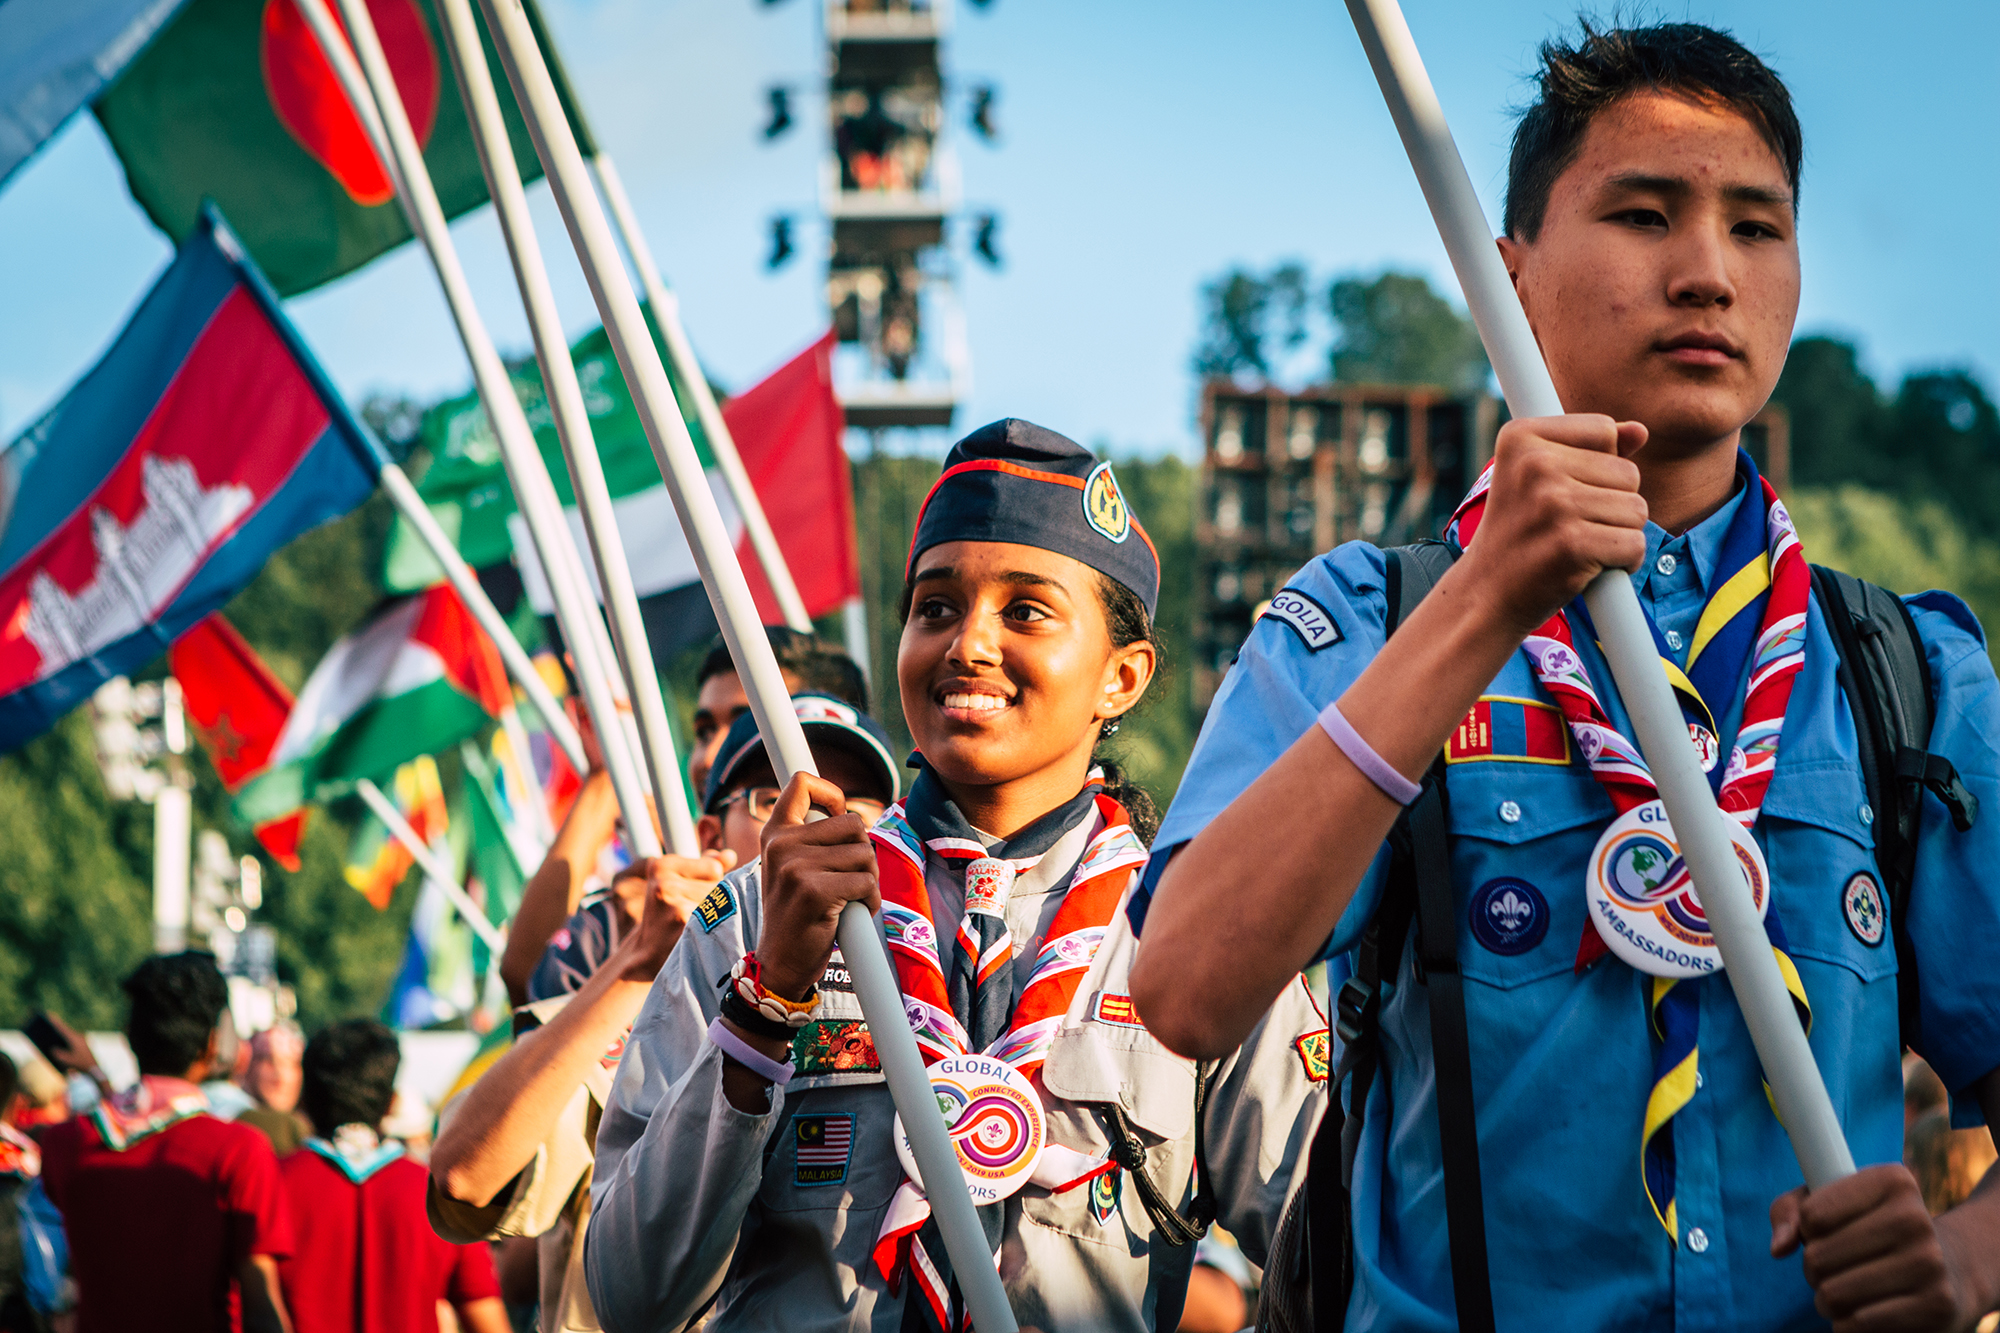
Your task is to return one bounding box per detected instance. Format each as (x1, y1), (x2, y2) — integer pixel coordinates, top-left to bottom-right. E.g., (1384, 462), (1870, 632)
(0, 205), (383, 752)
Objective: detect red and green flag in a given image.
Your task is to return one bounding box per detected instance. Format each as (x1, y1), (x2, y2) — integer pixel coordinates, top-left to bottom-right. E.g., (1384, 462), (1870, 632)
(93, 0), (594, 296)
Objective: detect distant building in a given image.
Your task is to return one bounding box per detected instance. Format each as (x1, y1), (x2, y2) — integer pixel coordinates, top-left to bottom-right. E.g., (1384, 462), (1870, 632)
(1192, 377), (1791, 705)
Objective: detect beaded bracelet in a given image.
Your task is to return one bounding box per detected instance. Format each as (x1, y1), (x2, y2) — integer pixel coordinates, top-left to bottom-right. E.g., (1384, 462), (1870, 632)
(729, 953), (823, 1029)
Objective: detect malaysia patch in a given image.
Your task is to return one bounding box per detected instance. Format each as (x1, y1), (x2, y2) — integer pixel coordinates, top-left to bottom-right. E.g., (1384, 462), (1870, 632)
(1843, 872), (1886, 947)
(1093, 992), (1145, 1029)
(1262, 588), (1341, 652)
(1469, 877), (1549, 955)
(693, 881), (736, 934)
(1294, 1030), (1330, 1082)
(1446, 696), (1572, 766)
(794, 1114), (854, 1187)
(792, 1019), (881, 1076)
(1090, 1168), (1121, 1225)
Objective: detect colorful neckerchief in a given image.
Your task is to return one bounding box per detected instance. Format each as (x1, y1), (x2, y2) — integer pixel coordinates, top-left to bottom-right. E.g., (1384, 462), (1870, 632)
(1445, 447), (1811, 1243)
(869, 771), (1146, 1331)
(88, 1075), (209, 1152)
(304, 1123), (406, 1184)
(0, 1123), (39, 1180)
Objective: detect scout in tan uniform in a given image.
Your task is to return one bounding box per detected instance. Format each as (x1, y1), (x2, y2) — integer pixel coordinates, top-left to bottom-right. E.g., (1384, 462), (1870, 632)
(586, 420), (1326, 1331)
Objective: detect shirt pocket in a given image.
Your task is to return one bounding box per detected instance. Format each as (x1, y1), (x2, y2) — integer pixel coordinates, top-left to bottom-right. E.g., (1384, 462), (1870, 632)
(1031, 1026), (1195, 1250)
(757, 1085), (902, 1215)
(1443, 761), (1613, 990)
(1759, 758), (1895, 984)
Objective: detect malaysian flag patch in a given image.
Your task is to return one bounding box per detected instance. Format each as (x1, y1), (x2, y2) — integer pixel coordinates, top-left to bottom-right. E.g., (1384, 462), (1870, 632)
(794, 1114), (854, 1187)
(1446, 696), (1572, 766)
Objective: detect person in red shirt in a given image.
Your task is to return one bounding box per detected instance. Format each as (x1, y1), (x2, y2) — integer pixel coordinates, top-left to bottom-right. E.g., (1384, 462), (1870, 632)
(278, 1020), (505, 1333)
(40, 952), (294, 1333)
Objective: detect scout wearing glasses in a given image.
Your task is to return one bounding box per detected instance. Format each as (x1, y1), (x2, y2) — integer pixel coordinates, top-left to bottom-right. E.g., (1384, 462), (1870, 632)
(585, 422), (1326, 1331)
(1131, 23), (2000, 1332)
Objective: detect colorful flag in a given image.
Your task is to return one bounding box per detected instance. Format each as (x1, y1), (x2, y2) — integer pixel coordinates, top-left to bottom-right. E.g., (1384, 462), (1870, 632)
(0, 206), (382, 754)
(384, 329), (857, 661)
(459, 736), (534, 926)
(343, 753), (446, 909)
(233, 583), (511, 824)
(93, 0), (594, 297)
(170, 612), (311, 868)
(0, 0), (188, 188)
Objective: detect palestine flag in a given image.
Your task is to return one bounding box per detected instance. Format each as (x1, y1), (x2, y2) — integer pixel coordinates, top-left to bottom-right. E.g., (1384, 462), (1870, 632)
(385, 329), (858, 662)
(93, 0), (594, 296)
(235, 582), (510, 824)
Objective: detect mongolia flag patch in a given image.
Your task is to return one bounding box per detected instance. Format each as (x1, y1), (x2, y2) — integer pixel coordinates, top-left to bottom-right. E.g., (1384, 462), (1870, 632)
(1446, 696), (1572, 766)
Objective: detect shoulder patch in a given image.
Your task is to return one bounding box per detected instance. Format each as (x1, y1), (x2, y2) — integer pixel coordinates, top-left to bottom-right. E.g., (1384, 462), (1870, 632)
(1262, 588), (1342, 652)
(1092, 992), (1145, 1029)
(1294, 1030), (1330, 1082)
(693, 880), (736, 933)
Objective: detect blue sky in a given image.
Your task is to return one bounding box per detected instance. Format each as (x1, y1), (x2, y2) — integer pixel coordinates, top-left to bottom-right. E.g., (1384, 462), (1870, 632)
(2, 0), (1995, 457)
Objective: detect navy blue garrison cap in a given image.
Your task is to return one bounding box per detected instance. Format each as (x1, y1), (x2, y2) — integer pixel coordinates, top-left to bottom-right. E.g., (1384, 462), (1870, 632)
(906, 419), (1160, 618)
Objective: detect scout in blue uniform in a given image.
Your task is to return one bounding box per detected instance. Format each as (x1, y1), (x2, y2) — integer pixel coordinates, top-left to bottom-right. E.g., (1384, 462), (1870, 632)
(1130, 23), (2000, 1333)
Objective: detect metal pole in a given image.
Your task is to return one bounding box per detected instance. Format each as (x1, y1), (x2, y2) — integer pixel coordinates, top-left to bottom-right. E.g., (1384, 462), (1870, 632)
(379, 461), (587, 776)
(432, 0), (697, 856)
(589, 150), (815, 633)
(297, 0), (661, 860)
(356, 778), (507, 954)
(1343, 0), (1854, 1188)
(152, 784), (191, 953)
(474, 5), (1018, 1325)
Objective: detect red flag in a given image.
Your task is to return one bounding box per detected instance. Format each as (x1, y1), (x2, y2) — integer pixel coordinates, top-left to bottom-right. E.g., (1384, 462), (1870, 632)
(723, 331), (861, 623)
(170, 614), (309, 869)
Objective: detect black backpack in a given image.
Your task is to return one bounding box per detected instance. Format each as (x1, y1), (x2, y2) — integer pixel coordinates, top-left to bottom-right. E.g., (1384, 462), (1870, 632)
(1266, 541), (1979, 1333)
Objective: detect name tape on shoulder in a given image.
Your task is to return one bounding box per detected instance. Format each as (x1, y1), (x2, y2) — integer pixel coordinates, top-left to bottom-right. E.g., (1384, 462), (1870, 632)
(1263, 589), (1342, 652)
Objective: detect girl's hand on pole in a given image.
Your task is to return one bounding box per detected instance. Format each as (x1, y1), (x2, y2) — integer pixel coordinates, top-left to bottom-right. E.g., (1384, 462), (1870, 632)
(1769, 1163), (1978, 1332)
(754, 773), (880, 1004)
(1460, 413), (1650, 637)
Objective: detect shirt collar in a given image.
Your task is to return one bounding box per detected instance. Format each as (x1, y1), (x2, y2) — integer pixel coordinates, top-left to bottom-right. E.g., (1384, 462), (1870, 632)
(1643, 476), (1747, 596)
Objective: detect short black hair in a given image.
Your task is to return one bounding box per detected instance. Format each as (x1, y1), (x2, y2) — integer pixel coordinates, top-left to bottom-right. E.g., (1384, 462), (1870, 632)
(0, 1051), (18, 1113)
(1504, 21), (1801, 242)
(696, 626), (870, 714)
(123, 952), (229, 1077)
(300, 1019), (401, 1136)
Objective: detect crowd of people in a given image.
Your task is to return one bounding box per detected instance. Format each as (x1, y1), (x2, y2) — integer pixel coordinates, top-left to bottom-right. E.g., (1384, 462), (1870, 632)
(2, 18), (1997, 1333)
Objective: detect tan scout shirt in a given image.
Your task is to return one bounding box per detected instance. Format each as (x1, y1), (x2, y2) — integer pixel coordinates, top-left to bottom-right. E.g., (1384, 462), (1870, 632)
(585, 817), (1327, 1332)
(429, 995), (610, 1333)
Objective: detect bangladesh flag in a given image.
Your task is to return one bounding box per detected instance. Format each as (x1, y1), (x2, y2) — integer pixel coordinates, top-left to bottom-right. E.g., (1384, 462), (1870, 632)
(93, 0), (594, 296)
(235, 582), (511, 823)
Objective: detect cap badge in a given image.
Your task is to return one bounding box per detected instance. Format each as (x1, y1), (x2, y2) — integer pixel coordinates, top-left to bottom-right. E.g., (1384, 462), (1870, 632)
(1083, 461), (1131, 544)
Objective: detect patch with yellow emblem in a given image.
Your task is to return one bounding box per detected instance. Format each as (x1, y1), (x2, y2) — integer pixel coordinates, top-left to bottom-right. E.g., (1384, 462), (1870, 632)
(1083, 461), (1131, 544)
(1294, 1029), (1330, 1083)
(693, 880), (736, 934)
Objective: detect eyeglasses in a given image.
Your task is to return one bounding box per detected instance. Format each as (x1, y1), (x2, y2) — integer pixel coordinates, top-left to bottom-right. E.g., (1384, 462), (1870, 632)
(718, 786), (886, 826)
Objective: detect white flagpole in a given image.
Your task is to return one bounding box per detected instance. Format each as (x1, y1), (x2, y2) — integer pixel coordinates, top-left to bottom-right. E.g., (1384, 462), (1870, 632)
(473, 4), (1018, 1325)
(296, 0), (662, 862)
(378, 460), (587, 778)
(1343, 0), (1853, 1189)
(356, 776), (506, 954)
(588, 150), (815, 634)
(429, 0), (697, 857)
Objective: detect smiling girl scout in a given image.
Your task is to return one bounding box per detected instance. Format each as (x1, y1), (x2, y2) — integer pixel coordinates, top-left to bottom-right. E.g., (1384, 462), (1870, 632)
(1132, 23), (2000, 1333)
(584, 421), (1324, 1332)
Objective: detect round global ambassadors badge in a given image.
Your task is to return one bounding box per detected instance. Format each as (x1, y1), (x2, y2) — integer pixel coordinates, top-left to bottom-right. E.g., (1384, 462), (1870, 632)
(894, 1053), (1045, 1205)
(1468, 878), (1549, 955)
(1587, 799), (1769, 978)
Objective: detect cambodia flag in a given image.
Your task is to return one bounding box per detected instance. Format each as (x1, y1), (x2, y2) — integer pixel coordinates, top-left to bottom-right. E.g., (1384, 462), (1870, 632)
(0, 204), (383, 752)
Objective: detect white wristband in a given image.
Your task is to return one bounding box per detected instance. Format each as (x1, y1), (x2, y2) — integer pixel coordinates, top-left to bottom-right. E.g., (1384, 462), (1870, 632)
(709, 1017), (795, 1086)
(1317, 700), (1423, 806)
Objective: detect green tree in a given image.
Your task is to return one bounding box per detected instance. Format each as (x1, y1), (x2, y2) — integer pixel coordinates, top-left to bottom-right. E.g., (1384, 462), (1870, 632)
(1193, 263), (1310, 382)
(1328, 270), (1488, 391)
(1772, 337), (1890, 489)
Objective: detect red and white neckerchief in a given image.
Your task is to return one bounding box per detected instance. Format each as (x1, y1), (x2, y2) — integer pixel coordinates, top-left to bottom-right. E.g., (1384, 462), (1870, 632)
(0, 1122), (39, 1179)
(1445, 457), (1809, 968)
(88, 1075), (209, 1151)
(869, 791), (1148, 1306)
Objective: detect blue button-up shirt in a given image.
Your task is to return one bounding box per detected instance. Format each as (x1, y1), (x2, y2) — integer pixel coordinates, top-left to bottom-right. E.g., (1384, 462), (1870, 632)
(1144, 519), (2000, 1331)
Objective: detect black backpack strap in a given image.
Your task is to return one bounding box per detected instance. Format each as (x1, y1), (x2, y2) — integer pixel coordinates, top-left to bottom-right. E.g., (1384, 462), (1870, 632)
(1808, 565), (1979, 1053)
(1384, 540), (1459, 636)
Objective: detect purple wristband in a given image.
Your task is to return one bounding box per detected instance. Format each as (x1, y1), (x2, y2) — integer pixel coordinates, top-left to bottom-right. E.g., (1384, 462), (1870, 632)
(709, 1017), (795, 1086)
(1317, 700), (1422, 806)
